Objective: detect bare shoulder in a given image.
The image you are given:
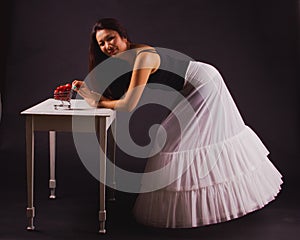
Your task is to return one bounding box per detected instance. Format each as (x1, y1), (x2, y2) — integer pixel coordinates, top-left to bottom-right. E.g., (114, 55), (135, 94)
(131, 44), (160, 72)
(130, 43), (156, 54)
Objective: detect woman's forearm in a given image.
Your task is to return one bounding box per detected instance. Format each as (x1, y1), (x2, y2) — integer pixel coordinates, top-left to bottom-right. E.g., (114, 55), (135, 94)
(97, 98), (135, 112)
(97, 99), (117, 109)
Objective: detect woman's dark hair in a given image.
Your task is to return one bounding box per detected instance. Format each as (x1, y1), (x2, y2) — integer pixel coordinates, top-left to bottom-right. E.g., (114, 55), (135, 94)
(88, 18), (130, 72)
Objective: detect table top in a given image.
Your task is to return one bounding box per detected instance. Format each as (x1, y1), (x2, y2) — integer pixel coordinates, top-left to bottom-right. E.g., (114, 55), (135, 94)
(21, 98), (115, 117)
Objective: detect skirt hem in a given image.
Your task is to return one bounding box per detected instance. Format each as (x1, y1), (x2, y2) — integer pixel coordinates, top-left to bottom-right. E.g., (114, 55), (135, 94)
(133, 158), (283, 228)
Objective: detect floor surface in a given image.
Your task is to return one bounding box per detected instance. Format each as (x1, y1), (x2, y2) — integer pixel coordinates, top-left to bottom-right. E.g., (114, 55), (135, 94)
(1, 141), (299, 240)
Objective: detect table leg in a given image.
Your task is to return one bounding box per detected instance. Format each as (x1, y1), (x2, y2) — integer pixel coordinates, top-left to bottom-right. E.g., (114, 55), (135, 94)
(49, 131), (56, 199)
(26, 116), (35, 230)
(97, 117), (107, 234)
(108, 118), (116, 201)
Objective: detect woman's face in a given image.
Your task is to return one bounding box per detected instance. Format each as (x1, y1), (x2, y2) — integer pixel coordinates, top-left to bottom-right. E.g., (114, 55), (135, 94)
(96, 29), (129, 56)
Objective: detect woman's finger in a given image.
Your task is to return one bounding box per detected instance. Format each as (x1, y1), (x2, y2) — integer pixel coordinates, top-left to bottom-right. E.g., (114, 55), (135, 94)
(72, 80), (84, 91)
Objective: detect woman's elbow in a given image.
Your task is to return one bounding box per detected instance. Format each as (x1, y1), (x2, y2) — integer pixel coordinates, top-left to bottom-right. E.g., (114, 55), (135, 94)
(116, 100), (137, 112)
(124, 103), (137, 112)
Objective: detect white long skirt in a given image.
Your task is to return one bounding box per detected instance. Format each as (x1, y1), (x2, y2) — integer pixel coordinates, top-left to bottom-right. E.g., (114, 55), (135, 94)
(132, 61), (283, 228)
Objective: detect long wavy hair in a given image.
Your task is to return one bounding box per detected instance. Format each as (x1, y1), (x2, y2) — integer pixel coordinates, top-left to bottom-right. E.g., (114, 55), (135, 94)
(88, 18), (131, 72)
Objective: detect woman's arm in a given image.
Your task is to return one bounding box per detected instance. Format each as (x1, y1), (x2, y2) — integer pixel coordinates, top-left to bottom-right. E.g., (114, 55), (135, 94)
(98, 68), (152, 111)
(98, 50), (160, 112)
(72, 80), (105, 107)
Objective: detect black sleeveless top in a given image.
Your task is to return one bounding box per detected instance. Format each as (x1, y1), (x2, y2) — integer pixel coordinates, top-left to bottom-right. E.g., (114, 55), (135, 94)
(102, 48), (190, 100)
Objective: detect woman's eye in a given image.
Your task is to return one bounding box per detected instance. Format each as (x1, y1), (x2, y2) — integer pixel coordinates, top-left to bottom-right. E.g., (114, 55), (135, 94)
(107, 36), (114, 41)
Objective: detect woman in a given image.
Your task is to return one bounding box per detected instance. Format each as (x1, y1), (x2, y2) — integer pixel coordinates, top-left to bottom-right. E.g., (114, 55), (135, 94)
(73, 18), (283, 228)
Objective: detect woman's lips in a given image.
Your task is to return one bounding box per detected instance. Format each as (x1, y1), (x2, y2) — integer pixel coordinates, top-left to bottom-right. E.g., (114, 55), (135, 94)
(108, 49), (117, 55)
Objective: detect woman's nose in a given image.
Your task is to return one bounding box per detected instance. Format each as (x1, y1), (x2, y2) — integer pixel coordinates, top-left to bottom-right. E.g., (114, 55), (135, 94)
(105, 42), (112, 50)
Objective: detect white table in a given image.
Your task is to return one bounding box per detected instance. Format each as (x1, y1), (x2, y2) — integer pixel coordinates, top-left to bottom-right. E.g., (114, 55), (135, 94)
(21, 98), (116, 233)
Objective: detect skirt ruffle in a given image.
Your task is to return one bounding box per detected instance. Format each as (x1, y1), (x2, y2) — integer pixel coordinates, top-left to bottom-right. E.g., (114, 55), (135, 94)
(133, 127), (283, 228)
(133, 158), (282, 228)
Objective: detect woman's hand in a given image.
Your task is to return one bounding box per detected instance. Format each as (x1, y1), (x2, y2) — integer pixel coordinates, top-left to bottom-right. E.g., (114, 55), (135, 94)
(72, 80), (92, 98)
(72, 80), (102, 107)
(72, 80), (84, 90)
(84, 98), (99, 108)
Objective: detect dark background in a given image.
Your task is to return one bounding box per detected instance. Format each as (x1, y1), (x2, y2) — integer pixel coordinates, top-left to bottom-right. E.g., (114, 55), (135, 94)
(0, 0), (299, 239)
